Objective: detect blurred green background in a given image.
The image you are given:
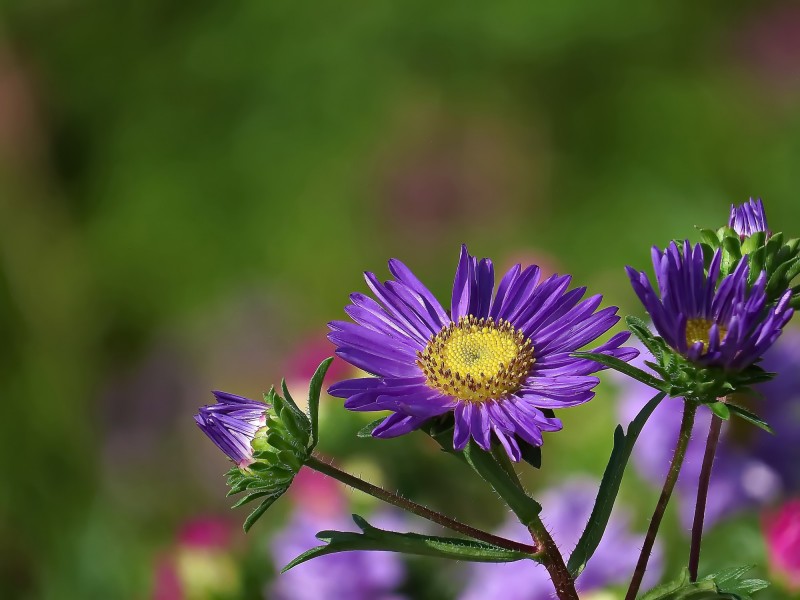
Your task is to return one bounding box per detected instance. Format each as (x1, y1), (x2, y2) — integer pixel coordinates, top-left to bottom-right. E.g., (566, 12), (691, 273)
(2, 1), (800, 598)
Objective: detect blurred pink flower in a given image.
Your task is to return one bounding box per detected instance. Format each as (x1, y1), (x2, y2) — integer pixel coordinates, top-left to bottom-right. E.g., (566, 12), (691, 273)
(288, 466), (346, 518)
(738, 5), (800, 94)
(284, 334), (351, 402)
(763, 499), (800, 591)
(152, 516), (241, 600)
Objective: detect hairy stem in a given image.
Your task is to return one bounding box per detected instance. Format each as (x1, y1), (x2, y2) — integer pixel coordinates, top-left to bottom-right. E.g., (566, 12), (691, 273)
(688, 412), (723, 581)
(529, 517), (580, 600)
(305, 454), (536, 555)
(626, 402), (697, 600)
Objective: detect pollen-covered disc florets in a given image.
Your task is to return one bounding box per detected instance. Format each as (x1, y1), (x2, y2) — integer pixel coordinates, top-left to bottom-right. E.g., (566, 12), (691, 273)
(685, 318), (727, 352)
(417, 315), (535, 402)
(327, 245), (636, 461)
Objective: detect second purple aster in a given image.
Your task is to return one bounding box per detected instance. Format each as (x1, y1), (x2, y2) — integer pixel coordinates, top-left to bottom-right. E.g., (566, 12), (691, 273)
(626, 241), (793, 371)
(328, 245), (637, 461)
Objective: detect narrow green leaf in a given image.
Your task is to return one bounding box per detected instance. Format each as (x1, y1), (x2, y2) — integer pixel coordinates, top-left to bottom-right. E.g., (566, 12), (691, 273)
(708, 402), (730, 420)
(625, 316), (664, 361)
(282, 514), (535, 571)
(357, 417), (386, 438)
(572, 351), (666, 391)
(307, 358), (334, 450)
(567, 391), (666, 577)
(727, 404), (774, 434)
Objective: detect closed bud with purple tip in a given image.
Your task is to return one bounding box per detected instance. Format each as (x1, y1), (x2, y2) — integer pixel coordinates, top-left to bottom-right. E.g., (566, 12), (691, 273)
(195, 359), (333, 532)
(195, 391), (269, 469)
(729, 197), (770, 239)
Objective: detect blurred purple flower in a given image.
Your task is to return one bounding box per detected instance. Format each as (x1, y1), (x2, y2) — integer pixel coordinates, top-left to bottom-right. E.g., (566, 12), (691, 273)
(460, 479), (662, 600)
(269, 503), (407, 600)
(617, 330), (800, 527)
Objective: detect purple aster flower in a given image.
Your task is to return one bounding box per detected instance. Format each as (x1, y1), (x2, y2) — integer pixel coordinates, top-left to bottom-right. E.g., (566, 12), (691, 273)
(615, 343), (782, 528)
(751, 329), (800, 491)
(460, 479), (663, 600)
(270, 509), (407, 600)
(626, 241), (793, 370)
(328, 245), (636, 461)
(194, 391), (268, 469)
(729, 197), (769, 238)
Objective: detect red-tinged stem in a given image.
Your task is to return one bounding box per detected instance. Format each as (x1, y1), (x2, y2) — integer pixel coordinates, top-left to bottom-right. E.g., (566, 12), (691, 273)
(306, 454), (536, 555)
(688, 413), (723, 581)
(626, 402), (697, 600)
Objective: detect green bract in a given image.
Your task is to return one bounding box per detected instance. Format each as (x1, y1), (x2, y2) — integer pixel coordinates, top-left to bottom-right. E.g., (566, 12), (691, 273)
(575, 316), (775, 434)
(226, 358), (333, 532)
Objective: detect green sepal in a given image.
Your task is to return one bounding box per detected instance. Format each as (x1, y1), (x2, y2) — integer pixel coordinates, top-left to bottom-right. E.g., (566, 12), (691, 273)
(243, 493), (284, 533)
(282, 514), (537, 572)
(567, 391), (666, 577)
(357, 417), (386, 438)
(726, 403), (774, 434)
(572, 351), (666, 392)
(641, 567), (769, 600)
(741, 231), (766, 256)
(708, 402), (731, 420)
(721, 236), (742, 276)
(280, 379), (304, 418)
(307, 358), (334, 450)
(699, 228), (721, 247)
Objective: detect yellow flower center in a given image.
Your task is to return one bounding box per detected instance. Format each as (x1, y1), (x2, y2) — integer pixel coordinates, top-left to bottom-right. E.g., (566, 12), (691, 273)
(685, 318), (728, 351)
(416, 315), (535, 402)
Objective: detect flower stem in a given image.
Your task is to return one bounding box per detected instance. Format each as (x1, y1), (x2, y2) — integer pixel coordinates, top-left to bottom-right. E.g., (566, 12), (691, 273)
(528, 517), (580, 600)
(305, 454), (537, 555)
(625, 402), (697, 600)
(688, 412), (723, 581)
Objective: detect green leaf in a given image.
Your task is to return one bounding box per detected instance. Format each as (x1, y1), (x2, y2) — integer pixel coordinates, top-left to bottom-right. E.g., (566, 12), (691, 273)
(726, 404), (773, 434)
(639, 567), (765, 600)
(357, 417), (386, 438)
(282, 514), (536, 571)
(708, 402), (730, 420)
(572, 351), (666, 391)
(567, 391), (666, 577)
(307, 358), (334, 450)
(704, 565), (770, 600)
(462, 442), (542, 526)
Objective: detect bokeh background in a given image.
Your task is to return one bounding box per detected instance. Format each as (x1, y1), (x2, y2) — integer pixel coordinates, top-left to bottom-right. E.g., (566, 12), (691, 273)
(2, 1), (800, 598)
